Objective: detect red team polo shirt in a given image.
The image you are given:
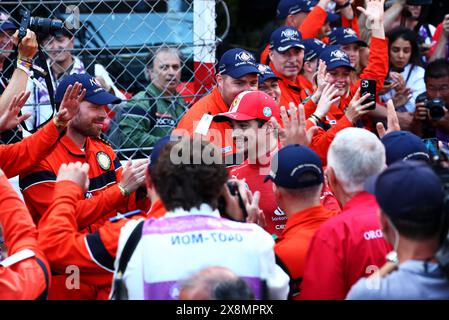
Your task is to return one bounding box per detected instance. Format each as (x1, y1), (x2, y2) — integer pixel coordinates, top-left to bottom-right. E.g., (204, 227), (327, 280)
(300, 192), (392, 300)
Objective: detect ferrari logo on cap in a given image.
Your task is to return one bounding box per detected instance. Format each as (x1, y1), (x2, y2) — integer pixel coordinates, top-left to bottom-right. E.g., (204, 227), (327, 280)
(96, 151), (111, 171)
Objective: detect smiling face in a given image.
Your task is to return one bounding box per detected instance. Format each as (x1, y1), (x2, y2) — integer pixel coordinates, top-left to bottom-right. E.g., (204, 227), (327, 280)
(259, 78), (281, 105)
(269, 47), (304, 81)
(389, 37), (412, 71)
(44, 34), (74, 64)
(216, 74), (258, 107)
(326, 67), (352, 96)
(69, 100), (107, 137)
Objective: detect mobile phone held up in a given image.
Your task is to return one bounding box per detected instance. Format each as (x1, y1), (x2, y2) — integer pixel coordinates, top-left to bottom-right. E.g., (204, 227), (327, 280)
(360, 79), (376, 110)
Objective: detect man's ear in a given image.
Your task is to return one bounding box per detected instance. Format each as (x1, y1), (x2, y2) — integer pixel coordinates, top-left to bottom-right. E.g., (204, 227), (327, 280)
(216, 73), (224, 88)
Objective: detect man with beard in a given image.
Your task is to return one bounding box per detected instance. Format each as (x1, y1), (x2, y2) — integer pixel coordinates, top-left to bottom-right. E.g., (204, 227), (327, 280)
(119, 47), (187, 149)
(19, 74), (149, 300)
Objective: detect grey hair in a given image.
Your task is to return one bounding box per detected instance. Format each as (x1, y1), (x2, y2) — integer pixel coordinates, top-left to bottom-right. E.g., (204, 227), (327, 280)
(327, 128), (386, 194)
(144, 46), (182, 80)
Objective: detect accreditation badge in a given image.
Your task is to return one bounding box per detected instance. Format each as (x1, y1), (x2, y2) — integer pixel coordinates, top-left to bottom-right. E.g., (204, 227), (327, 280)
(96, 151), (111, 171)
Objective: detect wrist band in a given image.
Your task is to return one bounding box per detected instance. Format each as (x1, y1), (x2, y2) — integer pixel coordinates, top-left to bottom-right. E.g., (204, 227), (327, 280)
(311, 113), (322, 124)
(16, 64), (30, 76)
(118, 184), (131, 197)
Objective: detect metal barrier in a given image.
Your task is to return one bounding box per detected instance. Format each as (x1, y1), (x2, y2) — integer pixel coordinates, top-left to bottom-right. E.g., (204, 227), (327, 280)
(0, 0), (228, 159)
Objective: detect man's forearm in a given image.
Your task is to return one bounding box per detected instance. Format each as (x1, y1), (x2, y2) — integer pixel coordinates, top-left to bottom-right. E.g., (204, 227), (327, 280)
(0, 68), (29, 115)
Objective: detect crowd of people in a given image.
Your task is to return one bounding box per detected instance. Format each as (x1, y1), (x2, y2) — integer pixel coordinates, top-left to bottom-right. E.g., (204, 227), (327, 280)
(1, 0), (449, 300)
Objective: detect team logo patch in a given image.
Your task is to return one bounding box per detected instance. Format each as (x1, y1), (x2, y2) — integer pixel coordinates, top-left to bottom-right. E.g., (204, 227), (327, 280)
(96, 151), (111, 171)
(258, 64), (269, 73)
(235, 51), (253, 62)
(343, 28), (357, 36)
(263, 106), (272, 117)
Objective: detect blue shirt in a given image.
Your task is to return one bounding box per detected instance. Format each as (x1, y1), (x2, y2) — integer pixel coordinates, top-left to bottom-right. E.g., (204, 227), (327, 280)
(347, 260), (449, 300)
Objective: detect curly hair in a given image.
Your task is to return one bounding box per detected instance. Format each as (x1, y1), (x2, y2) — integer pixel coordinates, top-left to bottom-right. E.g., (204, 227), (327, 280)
(150, 138), (229, 211)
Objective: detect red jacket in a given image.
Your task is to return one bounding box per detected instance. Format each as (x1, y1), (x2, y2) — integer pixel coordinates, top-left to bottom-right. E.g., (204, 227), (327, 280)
(229, 153), (340, 237)
(260, 6), (328, 64)
(274, 204), (336, 299)
(300, 192), (392, 300)
(0, 174), (50, 300)
(175, 86), (235, 156)
(19, 134), (149, 231)
(0, 120), (61, 178)
(303, 37), (389, 136)
(38, 180), (166, 299)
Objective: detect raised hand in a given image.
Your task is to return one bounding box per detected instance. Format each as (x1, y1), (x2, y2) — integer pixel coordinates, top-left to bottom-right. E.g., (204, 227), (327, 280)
(357, 0), (385, 38)
(315, 83), (341, 119)
(376, 99), (401, 138)
(272, 102), (319, 148)
(12, 29), (38, 60)
(55, 82), (86, 126)
(57, 162), (90, 193)
(0, 91), (32, 132)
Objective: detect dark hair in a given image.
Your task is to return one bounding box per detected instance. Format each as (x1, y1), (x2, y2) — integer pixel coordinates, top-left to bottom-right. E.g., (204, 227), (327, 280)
(425, 59), (449, 83)
(212, 279), (256, 300)
(389, 206), (443, 240)
(387, 26), (422, 68)
(150, 138), (229, 211)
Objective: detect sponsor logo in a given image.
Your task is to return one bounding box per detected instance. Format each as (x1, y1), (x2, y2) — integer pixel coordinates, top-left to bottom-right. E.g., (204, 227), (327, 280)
(330, 49), (347, 60)
(364, 229), (384, 240)
(235, 51), (254, 62)
(274, 207), (285, 216)
(343, 28), (357, 37)
(257, 64), (270, 73)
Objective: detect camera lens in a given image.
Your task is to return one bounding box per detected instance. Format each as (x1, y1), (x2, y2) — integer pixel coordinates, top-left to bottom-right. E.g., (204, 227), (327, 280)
(429, 98), (446, 120)
(29, 17), (63, 35)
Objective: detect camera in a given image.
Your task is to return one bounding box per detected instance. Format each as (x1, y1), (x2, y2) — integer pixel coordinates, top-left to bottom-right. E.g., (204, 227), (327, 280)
(18, 9), (63, 40)
(415, 92), (447, 120)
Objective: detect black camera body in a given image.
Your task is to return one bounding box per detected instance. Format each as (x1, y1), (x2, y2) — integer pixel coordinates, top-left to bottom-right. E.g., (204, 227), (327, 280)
(416, 92), (447, 120)
(18, 9), (63, 40)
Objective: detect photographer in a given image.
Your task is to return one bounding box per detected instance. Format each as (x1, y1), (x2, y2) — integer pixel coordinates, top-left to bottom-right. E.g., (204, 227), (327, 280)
(0, 13), (38, 143)
(410, 59), (449, 142)
(347, 161), (449, 299)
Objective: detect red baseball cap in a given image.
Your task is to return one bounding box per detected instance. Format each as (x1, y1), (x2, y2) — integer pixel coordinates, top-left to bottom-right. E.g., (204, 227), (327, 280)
(214, 91), (279, 123)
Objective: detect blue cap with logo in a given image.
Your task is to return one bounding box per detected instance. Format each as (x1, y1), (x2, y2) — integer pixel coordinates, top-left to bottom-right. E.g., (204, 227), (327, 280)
(302, 38), (327, 61)
(326, 12), (340, 24)
(318, 45), (355, 71)
(270, 26), (304, 53)
(218, 48), (260, 79)
(264, 144), (324, 189)
(365, 161), (444, 222)
(277, 0), (319, 20)
(381, 131), (430, 166)
(257, 64), (281, 84)
(55, 73), (122, 105)
(329, 27), (367, 47)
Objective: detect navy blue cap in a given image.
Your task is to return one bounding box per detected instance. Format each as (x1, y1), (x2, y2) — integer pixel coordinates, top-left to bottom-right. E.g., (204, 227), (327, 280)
(55, 73), (121, 105)
(265, 144), (324, 189)
(270, 26), (304, 53)
(381, 130), (430, 166)
(302, 38), (327, 61)
(257, 64), (281, 84)
(329, 27), (367, 47)
(326, 12), (340, 24)
(149, 136), (176, 170)
(365, 161), (444, 222)
(318, 45), (355, 71)
(218, 48), (259, 79)
(277, 0), (318, 20)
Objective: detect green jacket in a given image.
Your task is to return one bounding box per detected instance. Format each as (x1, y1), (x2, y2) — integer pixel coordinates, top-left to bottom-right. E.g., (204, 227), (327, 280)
(119, 84), (187, 149)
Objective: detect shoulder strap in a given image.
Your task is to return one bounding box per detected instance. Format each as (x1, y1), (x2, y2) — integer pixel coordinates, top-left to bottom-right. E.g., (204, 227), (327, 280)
(111, 220), (144, 300)
(118, 220), (144, 274)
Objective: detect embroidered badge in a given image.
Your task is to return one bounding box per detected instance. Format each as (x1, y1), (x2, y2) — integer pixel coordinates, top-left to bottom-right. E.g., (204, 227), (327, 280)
(96, 151), (111, 170)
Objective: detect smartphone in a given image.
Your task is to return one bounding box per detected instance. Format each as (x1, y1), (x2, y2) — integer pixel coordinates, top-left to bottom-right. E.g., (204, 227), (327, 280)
(422, 138), (439, 159)
(360, 79), (377, 110)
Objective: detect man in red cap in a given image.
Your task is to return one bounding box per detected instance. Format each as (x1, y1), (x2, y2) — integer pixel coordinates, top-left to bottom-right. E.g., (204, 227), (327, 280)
(213, 91), (340, 237)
